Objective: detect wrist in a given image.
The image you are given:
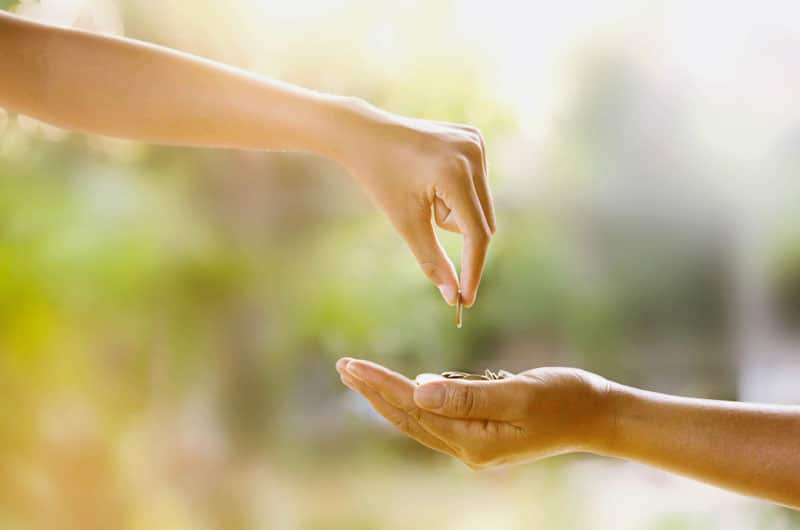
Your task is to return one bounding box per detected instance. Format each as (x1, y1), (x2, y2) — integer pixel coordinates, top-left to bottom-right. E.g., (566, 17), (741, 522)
(520, 368), (621, 455)
(316, 95), (411, 173)
(572, 374), (621, 454)
(586, 380), (635, 457)
(312, 95), (381, 165)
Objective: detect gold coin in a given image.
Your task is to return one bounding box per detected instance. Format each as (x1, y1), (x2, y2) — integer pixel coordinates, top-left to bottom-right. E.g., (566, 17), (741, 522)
(456, 290), (463, 329)
(442, 371), (484, 380)
(440, 370), (514, 381)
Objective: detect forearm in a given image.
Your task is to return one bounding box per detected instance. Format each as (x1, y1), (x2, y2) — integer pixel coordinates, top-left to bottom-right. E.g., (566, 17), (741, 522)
(596, 384), (800, 508)
(0, 11), (369, 160)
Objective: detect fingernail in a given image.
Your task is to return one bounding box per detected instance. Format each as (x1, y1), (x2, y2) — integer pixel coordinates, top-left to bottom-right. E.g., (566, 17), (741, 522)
(462, 292), (475, 308)
(346, 361), (371, 382)
(439, 285), (456, 305)
(415, 383), (445, 409)
(336, 357), (352, 373)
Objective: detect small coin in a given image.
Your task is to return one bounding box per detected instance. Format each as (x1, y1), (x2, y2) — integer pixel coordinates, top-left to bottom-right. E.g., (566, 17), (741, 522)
(456, 290), (463, 329)
(442, 371), (485, 380)
(441, 370), (514, 381)
(415, 373), (446, 385)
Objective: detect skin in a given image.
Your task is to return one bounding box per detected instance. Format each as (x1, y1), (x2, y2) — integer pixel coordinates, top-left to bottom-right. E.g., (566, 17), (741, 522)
(336, 357), (800, 509)
(0, 10), (494, 306)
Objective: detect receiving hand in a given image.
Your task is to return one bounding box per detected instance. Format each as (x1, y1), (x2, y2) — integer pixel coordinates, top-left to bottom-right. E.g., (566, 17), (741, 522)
(336, 358), (613, 469)
(341, 104), (495, 307)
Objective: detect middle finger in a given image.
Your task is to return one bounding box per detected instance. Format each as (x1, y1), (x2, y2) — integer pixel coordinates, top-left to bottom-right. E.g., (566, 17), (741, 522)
(339, 370), (457, 456)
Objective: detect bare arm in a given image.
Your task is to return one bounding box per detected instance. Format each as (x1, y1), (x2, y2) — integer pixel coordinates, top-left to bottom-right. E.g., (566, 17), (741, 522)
(605, 384), (800, 507)
(336, 358), (800, 508)
(0, 10), (495, 306)
(0, 10), (348, 154)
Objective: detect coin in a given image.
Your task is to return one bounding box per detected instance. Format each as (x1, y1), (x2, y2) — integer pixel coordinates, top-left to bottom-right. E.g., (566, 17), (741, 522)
(415, 373), (446, 385)
(441, 371), (485, 380)
(441, 369), (514, 381)
(415, 370), (515, 385)
(456, 290), (463, 329)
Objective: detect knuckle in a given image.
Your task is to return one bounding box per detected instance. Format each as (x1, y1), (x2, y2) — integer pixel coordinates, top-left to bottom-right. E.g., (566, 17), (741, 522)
(465, 447), (493, 467)
(461, 140), (483, 165)
(453, 445), (477, 466)
(449, 388), (471, 416)
(437, 152), (462, 175)
(393, 415), (413, 434)
(418, 260), (439, 280)
(395, 220), (417, 241)
(460, 124), (481, 139)
(447, 387), (480, 416)
(395, 214), (426, 240)
(441, 156), (470, 183)
(471, 226), (492, 245)
(405, 191), (431, 219)
(461, 455), (487, 471)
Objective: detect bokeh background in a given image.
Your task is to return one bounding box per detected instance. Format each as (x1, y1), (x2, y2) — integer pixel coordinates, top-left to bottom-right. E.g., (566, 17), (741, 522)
(1, 0), (800, 529)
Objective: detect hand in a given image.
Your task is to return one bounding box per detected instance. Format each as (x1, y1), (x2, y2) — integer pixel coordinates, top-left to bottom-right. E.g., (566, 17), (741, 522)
(339, 102), (495, 307)
(336, 358), (613, 469)
(0, 12), (493, 306)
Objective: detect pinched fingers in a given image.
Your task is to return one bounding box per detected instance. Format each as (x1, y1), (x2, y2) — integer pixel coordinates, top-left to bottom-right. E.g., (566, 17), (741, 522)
(455, 194), (491, 308)
(394, 200), (460, 306)
(437, 159), (492, 308)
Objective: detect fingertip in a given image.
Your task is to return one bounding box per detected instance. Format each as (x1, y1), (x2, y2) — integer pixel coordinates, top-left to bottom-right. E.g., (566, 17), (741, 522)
(336, 357), (354, 373)
(460, 287), (478, 308)
(345, 359), (376, 382)
(345, 360), (416, 409)
(438, 284), (457, 306)
(460, 235), (489, 310)
(340, 372), (357, 391)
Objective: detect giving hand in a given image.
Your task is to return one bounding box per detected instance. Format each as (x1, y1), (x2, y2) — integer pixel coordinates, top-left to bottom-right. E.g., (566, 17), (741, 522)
(340, 106), (495, 307)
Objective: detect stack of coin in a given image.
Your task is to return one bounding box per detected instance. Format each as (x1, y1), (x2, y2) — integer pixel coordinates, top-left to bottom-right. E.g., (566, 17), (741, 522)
(415, 370), (514, 385)
(441, 369), (514, 381)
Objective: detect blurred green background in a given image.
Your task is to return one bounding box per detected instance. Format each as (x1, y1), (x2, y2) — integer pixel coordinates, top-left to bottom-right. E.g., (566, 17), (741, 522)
(1, 1), (800, 529)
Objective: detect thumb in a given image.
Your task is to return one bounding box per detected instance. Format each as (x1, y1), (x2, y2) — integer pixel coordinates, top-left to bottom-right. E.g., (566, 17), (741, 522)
(413, 379), (528, 421)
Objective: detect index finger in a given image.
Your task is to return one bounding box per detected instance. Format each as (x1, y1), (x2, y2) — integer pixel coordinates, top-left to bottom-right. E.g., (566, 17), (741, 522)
(340, 359), (417, 411)
(450, 181), (491, 308)
(447, 124), (495, 234)
(338, 368), (457, 457)
(342, 359), (474, 437)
